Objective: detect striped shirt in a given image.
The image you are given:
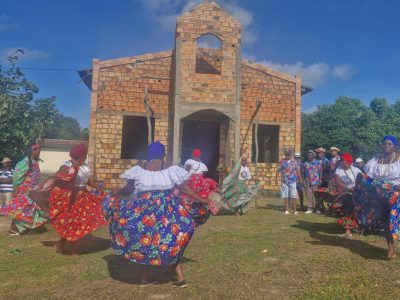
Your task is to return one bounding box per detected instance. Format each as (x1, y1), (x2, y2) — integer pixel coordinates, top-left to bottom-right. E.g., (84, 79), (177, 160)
(0, 169), (14, 193)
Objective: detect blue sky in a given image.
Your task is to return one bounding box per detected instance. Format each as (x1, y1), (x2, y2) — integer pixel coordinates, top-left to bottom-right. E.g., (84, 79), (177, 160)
(1, 0), (400, 126)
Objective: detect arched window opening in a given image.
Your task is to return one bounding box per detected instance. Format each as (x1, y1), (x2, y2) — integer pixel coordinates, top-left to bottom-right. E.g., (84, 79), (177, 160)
(195, 34), (222, 75)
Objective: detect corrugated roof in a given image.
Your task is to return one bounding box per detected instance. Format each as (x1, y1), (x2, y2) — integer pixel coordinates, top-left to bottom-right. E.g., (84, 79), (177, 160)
(43, 139), (88, 150)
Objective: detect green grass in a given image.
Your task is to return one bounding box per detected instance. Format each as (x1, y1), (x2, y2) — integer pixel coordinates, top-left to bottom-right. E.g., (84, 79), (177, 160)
(1, 198), (399, 299)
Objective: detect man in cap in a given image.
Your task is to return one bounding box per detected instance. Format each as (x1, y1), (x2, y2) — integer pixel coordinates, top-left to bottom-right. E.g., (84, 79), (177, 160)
(330, 147), (341, 176)
(315, 147), (330, 213)
(354, 158), (364, 172)
(277, 149), (303, 215)
(303, 150), (322, 214)
(0, 157), (14, 206)
(294, 153), (305, 211)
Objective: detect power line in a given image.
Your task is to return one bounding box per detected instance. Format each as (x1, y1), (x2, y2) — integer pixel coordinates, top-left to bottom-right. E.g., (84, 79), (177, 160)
(18, 67), (80, 72)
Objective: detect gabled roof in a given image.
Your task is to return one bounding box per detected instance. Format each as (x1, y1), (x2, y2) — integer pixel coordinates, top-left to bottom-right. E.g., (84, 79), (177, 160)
(242, 59), (313, 95)
(178, 0), (241, 27)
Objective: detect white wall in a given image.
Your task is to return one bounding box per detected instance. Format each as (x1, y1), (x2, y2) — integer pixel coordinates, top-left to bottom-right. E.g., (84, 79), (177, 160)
(40, 150), (70, 174)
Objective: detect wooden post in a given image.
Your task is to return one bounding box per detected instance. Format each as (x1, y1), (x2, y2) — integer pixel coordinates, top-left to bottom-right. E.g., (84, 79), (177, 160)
(143, 85), (154, 145)
(240, 101), (262, 151)
(254, 99), (260, 209)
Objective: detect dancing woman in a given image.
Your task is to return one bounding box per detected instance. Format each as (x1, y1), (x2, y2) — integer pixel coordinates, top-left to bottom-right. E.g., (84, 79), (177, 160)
(48, 144), (106, 253)
(316, 153), (362, 238)
(354, 135), (400, 258)
(0, 144), (48, 235)
(102, 141), (213, 287)
(221, 156), (260, 216)
(182, 149), (219, 226)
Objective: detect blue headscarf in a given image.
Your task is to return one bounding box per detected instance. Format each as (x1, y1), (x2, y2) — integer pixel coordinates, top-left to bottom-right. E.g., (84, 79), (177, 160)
(382, 135), (398, 146)
(147, 141), (165, 161)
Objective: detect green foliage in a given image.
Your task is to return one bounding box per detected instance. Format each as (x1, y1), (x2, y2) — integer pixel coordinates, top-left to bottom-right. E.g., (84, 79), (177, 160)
(43, 114), (88, 141)
(0, 63), (57, 161)
(302, 96), (400, 159)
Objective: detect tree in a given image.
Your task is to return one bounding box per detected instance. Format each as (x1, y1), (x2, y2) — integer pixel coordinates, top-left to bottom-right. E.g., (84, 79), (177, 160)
(301, 96), (400, 159)
(43, 113), (89, 141)
(0, 62), (57, 161)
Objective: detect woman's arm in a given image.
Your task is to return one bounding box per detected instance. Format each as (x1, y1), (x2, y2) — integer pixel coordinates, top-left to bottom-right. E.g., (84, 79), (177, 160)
(178, 183), (210, 204)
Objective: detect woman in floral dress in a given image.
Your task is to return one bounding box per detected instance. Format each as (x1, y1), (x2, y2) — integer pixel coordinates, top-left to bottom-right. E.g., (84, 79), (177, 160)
(102, 141), (213, 288)
(48, 144), (106, 253)
(182, 149), (219, 226)
(316, 153), (362, 238)
(354, 135), (400, 259)
(0, 144), (48, 235)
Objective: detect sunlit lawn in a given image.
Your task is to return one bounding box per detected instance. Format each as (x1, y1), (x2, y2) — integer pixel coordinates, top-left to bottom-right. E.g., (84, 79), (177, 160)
(1, 198), (399, 299)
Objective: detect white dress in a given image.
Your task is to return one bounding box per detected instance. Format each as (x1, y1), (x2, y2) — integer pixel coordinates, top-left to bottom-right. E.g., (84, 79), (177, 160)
(364, 157), (400, 185)
(62, 161), (90, 188)
(238, 166), (251, 181)
(120, 165), (191, 192)
(335, 166), (362, 189)
(183, 159), (208, 175)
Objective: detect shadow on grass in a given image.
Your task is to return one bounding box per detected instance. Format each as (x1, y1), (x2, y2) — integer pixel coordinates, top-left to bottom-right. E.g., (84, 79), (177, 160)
(41, 234), (110, 255)
(103, 254), (196, 284)
(292, 220), (387, 260)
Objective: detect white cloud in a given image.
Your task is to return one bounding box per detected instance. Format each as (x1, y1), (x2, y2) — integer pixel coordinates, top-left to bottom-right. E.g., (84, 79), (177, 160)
(0, 14), (19, 31)
(253, 60), (357, 87)
(139, 0), (257, 43)
(1, 47), (49, 63)
(303, 106), (318, 114)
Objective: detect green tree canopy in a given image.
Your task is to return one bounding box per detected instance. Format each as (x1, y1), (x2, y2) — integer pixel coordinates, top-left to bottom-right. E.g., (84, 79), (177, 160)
(43, 113), (88, 141)
(302, 96), (400, 160)
(0, 63), (57, 161)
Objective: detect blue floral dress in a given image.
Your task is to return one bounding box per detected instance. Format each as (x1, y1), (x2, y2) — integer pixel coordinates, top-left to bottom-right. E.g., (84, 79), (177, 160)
(102, 165), (195, 266)
(353, 157), (400, 240)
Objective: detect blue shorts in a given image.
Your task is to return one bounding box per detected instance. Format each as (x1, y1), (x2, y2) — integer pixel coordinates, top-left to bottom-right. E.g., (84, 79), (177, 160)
(281, 182), (298, 199)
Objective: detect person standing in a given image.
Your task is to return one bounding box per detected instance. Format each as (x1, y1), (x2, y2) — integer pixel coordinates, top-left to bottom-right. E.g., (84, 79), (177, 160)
(354, 158), (365, 172)
(0, 158), (14, 207)
(294, 153), (305, 211)
(277, 150), (303, 215)
(315, 147), (330, 213)
(303, 150), (321, 214)
(330, 147), (341, 176)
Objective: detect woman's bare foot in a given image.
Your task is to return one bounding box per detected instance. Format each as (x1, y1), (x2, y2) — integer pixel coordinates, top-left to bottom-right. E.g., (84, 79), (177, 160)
(388, 244), (397, 259)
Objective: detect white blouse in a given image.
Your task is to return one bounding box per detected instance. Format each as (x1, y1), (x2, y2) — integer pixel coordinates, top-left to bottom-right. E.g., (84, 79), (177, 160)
(183, 159), (208, 175)
(120, 165), (190, 192)
(239, 166), (251, 181)
(62, 161), (90, 187)
(335, 166), (362, 189)
(364, 157), (400, 185)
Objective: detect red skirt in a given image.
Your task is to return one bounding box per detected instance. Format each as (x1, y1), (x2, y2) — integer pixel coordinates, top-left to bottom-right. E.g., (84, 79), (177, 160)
(49, 186), (106, 241)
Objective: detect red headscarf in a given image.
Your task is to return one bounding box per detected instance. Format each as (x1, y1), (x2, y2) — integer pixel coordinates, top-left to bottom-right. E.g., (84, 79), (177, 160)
(31, 144), (41, 150)
(341, 153), (353, 165)
(69, 144), (88, 160)
(192, 149), (202, 159)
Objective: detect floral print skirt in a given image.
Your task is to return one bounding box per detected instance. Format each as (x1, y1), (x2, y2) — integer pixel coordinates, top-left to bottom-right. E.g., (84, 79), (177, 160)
(102, 189), (195, 266)
(353, 174), (400, 240)
(316, 187), (357, 230)
(49, 186), (107, 241)
(181, 174), (218, 227)
(222, 180), (259, 211)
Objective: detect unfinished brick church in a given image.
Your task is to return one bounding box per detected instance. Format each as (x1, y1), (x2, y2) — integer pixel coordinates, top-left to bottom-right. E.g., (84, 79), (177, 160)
(80, 0), (312, 191)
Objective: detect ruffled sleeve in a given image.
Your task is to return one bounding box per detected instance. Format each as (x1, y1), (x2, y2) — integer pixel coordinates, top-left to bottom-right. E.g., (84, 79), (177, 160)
(120, 165), (141, 180)
(168, 165), (191, 186)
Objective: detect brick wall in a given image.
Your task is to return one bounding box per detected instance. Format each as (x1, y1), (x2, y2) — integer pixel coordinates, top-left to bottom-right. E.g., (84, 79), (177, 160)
(88, 1), (302, 191)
